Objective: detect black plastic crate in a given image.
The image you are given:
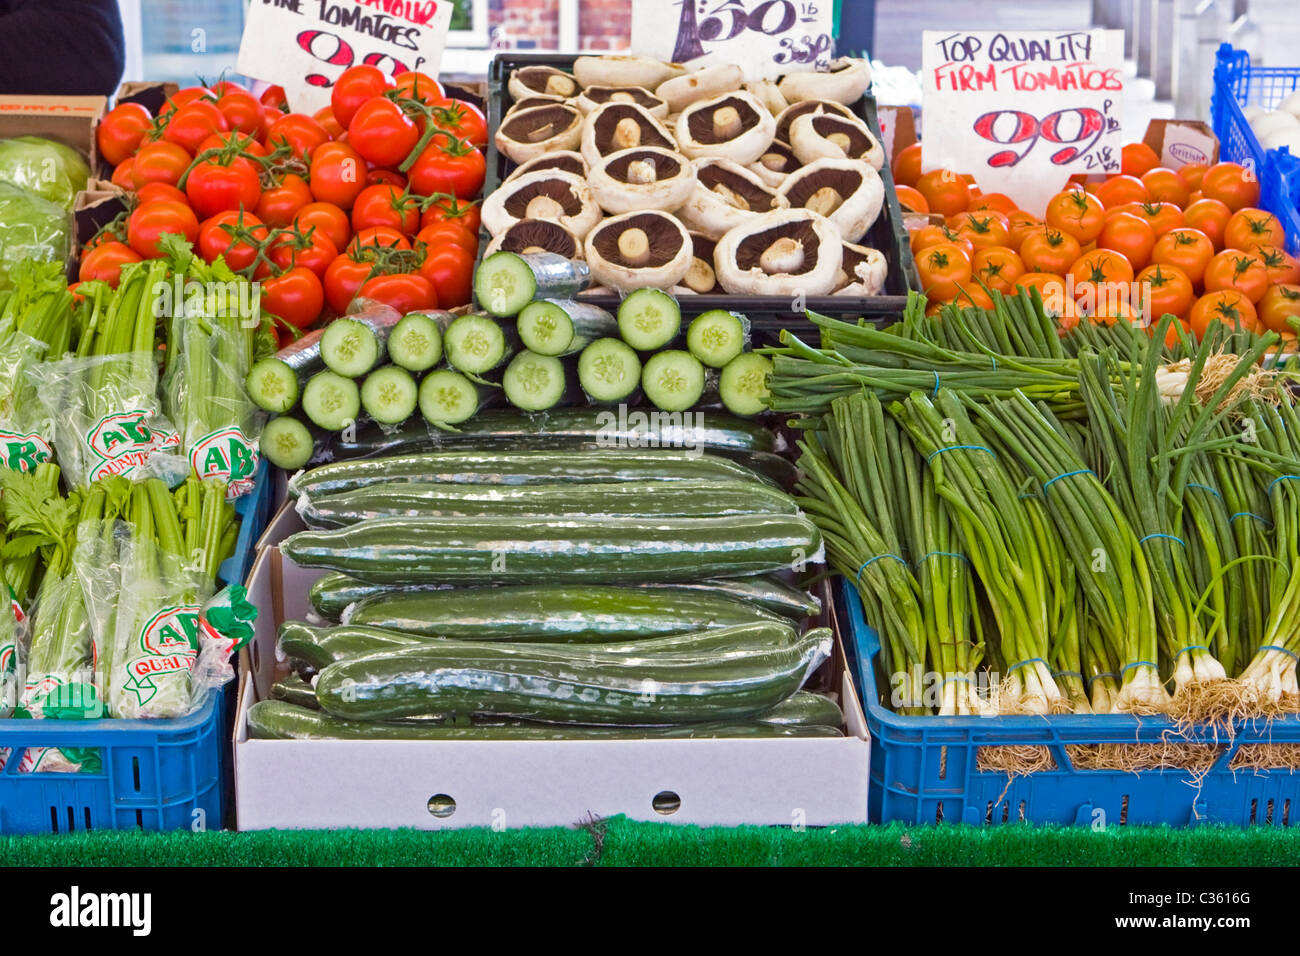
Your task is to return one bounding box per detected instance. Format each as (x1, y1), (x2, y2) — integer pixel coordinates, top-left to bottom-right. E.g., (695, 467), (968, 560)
(481, 52), (917, 333)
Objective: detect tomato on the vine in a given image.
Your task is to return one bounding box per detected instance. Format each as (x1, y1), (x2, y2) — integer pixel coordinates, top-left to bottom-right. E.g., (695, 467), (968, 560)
(294, 202), (352, 252)
(348, 98), (419, 168)
(350, 225), (411, 252)
(269, 228), (339, 279)
(97, 102), (153, 167)
(431, 100), (488, 148)
(359, 272), (437, 313)
(262, 266), (324, 329)
(393, 71), (445, 106)
(111, 157), (136, 189)
(196, 130), (268, 158)
(79, 241), (142, 287)
(216, 90), (265, 137)
(185, 154), (262, 219)
(419, 193), (480, 233)
(259, 85), (288, 110)
(350, 184), (420, 235)
(267, 113), (331, 161)
(159, 87), (212, 116)
(131, 141), (192, 189)
(135, 182), (189, 206)
(256, 173), (314, 227)
(162, 100), (229, 155)
(406, 134), (486, 200)
(127, 200), (199, 258)
(309, 141), (368, 209)
(197, 210), (270, 272)
(366, 169), (408, 189)
(313, 106), (345, 140)
(331, 65), (394, 129)
(417, 244), (473, 308)
(416, 221), (477, 254)
(323, 252), (380, 314)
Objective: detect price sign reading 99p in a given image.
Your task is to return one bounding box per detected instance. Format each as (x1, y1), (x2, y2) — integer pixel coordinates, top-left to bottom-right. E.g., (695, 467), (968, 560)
(921, 30), (1123, 216)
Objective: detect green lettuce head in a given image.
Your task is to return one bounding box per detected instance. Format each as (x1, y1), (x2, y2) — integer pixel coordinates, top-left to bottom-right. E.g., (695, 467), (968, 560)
(0, 136), (90, 209)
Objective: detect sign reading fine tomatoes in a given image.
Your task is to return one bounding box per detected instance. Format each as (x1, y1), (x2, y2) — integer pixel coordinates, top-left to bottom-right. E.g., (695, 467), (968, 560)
(632, 0), (834, 81)
(920, 30), (1124, 216)
(237, 0), (455, 115)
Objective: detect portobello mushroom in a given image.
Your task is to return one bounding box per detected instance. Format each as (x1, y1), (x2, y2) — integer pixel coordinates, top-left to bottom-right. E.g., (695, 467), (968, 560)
(575, 85), (670, 119)
(482, 169), (603, 240)
(495, 103), (584, 164)
(789, 112), (884, 170)
(580, 101), (677, 168)
(675, 90), (777, 166)
(714, 209), (843, 296)
(503, 150), (588, 185)
(678, 232), (723, 294)
(485, 219), (584, 261)
(588, 146), (696, 215)
(776, 158), (884, 243)
(676, 157), (788, 240)
(508, 65), (580, 101)
(778, 58), (872, 105)
(584, 210), (693, 291)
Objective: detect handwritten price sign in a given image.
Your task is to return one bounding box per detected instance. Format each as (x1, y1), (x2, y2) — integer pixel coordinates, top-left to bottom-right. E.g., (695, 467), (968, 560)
(921, 30), (1124, 215)
(237, 0), (454, 115)
(631, 0), (833, 81)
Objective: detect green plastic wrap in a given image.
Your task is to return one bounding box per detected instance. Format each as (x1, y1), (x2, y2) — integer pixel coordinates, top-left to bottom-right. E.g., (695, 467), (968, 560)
(0, 183), (69, 290)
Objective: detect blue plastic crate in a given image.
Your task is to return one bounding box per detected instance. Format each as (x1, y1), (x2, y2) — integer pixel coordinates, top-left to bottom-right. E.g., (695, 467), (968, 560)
(836, 580), (1300, 827)
(1211, 43), (1300, 256)
(0, 462), (273, 835)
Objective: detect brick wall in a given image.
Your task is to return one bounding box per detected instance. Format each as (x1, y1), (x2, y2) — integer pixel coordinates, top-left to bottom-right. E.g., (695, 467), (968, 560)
(487, 0), (632, 51)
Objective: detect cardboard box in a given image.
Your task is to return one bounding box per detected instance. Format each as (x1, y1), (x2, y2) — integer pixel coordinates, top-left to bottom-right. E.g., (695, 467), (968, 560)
(1142, 119), (1220, 169)
(234, 507), (871, 830)
(0, 95), (105, 162)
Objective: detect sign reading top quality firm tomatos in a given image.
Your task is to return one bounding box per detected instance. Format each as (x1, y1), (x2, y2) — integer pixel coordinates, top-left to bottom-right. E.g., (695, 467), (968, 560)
(237, 0), (455, 115)
(920, 29), (1124, 216)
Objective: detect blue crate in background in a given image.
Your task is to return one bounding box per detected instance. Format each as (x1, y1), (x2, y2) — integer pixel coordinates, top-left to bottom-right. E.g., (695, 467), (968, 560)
(836, 581), (1300, 827)
(0, 461), (272, 835)
(1211, 43), (1300, 256)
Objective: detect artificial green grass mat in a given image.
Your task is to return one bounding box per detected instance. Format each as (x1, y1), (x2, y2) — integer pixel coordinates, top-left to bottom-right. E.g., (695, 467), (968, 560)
(5, 817), (1300, 866)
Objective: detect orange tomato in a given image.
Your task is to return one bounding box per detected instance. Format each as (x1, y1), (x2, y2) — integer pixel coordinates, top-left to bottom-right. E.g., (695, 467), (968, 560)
(951, 211), (1011, 251)
(1016, 271), (1069, 300)
(1088, 297), (1139, 326)
(1203, 249), (1269, 303)
(1045, 189), (1106, 244)
(1148, 317), (1192, 348)
(1007, 210), (1044, 249)
(1151, 227), (1215, 286)
(950, 283), (995, 310)
(911, 223), (973, 260)
(1200, 163), (1260, 212)
(1189, 289), (1258, 339)
(1182, 198), (1232, 250)
(971, 245), (1026, 294)
(1097, 211), (1156, 271)
(1253, 244), (1300, 285)
(1134, 263), (1195, 321)
(1178, 162), (1208, 193)
(1112, 200), (1183, 238)
(916, 169), (971, 217)
(1122, 142), (1161, 178)
(894, 184), (929, 213)
(1020, 226), (1083, 275)
(892, 142), (922, 187)
(1257, 284), (1300, 334)
(1140, 167), (1190, 207)
(1223, 208), (1286, 251)
(1069, 248), (1136, 291)
(968, 192), (1018, 215)
(1094, 174), (1150, 209)
(916, 242), (973, 300)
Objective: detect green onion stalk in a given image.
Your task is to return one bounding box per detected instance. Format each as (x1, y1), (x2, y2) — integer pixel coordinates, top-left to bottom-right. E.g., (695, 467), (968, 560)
(891, 390), (1063, 714)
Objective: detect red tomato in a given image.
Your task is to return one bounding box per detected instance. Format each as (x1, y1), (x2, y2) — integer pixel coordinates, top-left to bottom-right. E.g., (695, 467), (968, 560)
(323, 252), (379, 314)
(407, 136), (485, 200)
(417, 244), (473, 307)
(330, 65), (394, 129)
(135, 182), (189, 206)
(185, 155), (262, 219)
(366, 169), (408, 189)
(431, 99), (488, 148)
(349, 225), (412, 252)
(310, 141), (368, 210)
(393, 71), (445, 106)
(127, 200), (199, 258)
(269, 229), (339, 278)
(294, 202), (352, 252)
(256, 173), (314, 227)
(348, 99), (419, 168)
(111, 157), (136, 190)
(197, 210), (270, 272)
(131, 141), (192, 189)
(216, 90), (265, 137)
(419, 194), (481, 233)
(159, 87), (212, 116)
(350, 184), (420, 235)
(79, 241), (142, 287)
(262, 266), (325, 329)
(196, 130), (269, 158)
(210, 79), (248, 96)
(416, 221), (477, 253)
(313, 106), (345, 140)
(96, 102), (154, 167)
(359, 272), (437, 313)
(162, 100), (229, 154)
(267, 114), (331, 161)
(259, 85), (288, 110)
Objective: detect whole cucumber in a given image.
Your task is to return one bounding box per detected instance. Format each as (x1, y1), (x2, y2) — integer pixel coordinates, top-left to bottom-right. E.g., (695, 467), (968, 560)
(314, 627), (832, 723)
(278, 620), (424, 671)
(270, 673), (320, 710)
(754, 691), (843, 729)
(282, 514), (824, 585)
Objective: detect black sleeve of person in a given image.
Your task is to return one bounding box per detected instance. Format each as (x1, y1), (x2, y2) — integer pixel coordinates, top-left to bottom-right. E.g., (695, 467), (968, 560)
(0, 0), (126, 96)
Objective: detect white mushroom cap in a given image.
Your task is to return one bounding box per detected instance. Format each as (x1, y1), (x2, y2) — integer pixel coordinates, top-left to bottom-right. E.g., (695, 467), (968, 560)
(583, 210), (693, 292)
(789, 111), (884, 170)
(508, 66), (579, 102)
(656, 63), (745, 113)
(747, 139), (802, 187)
(778, 58), (872, 105)
(495, 103), (584, 164)
(580, 101), (678, 168)
(745, 79), (789, 117)
(675, 90), (777, 166)
(503, 150), (588, 185)
(714, 208), (843, 296)
(574, 86), (670, 120)
(485, 219), (585, 261)
(574, 55), (684, 91)
(777, 158), (884, 243)
(676, 157), (788, 240)
(774, 99), (857, 143)
(482, 169), (603, 240)
(588, 146), (697, 215)
(835, 242), (888, 295)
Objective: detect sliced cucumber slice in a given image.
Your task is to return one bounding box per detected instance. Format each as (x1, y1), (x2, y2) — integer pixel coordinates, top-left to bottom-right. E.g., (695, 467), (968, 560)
(617, 288), (681, 351)
(687, 309), (749, 368)
(517, 300), (574, 356)
(302, 371), (362, 432)
(475, 251), (588, 317)
(388, 313), (443, 372)
(360, 366), (419, 425)
(502, 350), (567, 412)
(719, 352), (772, 417)
(321, 318), (382, 377)
(245, 358), (300, 414)
(444, 313), (513, 375)
(578, 337), (642, 404)
(641, 349), (705, 412)
(260, 416), (315, 471)
(419, 369), (485, 425)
